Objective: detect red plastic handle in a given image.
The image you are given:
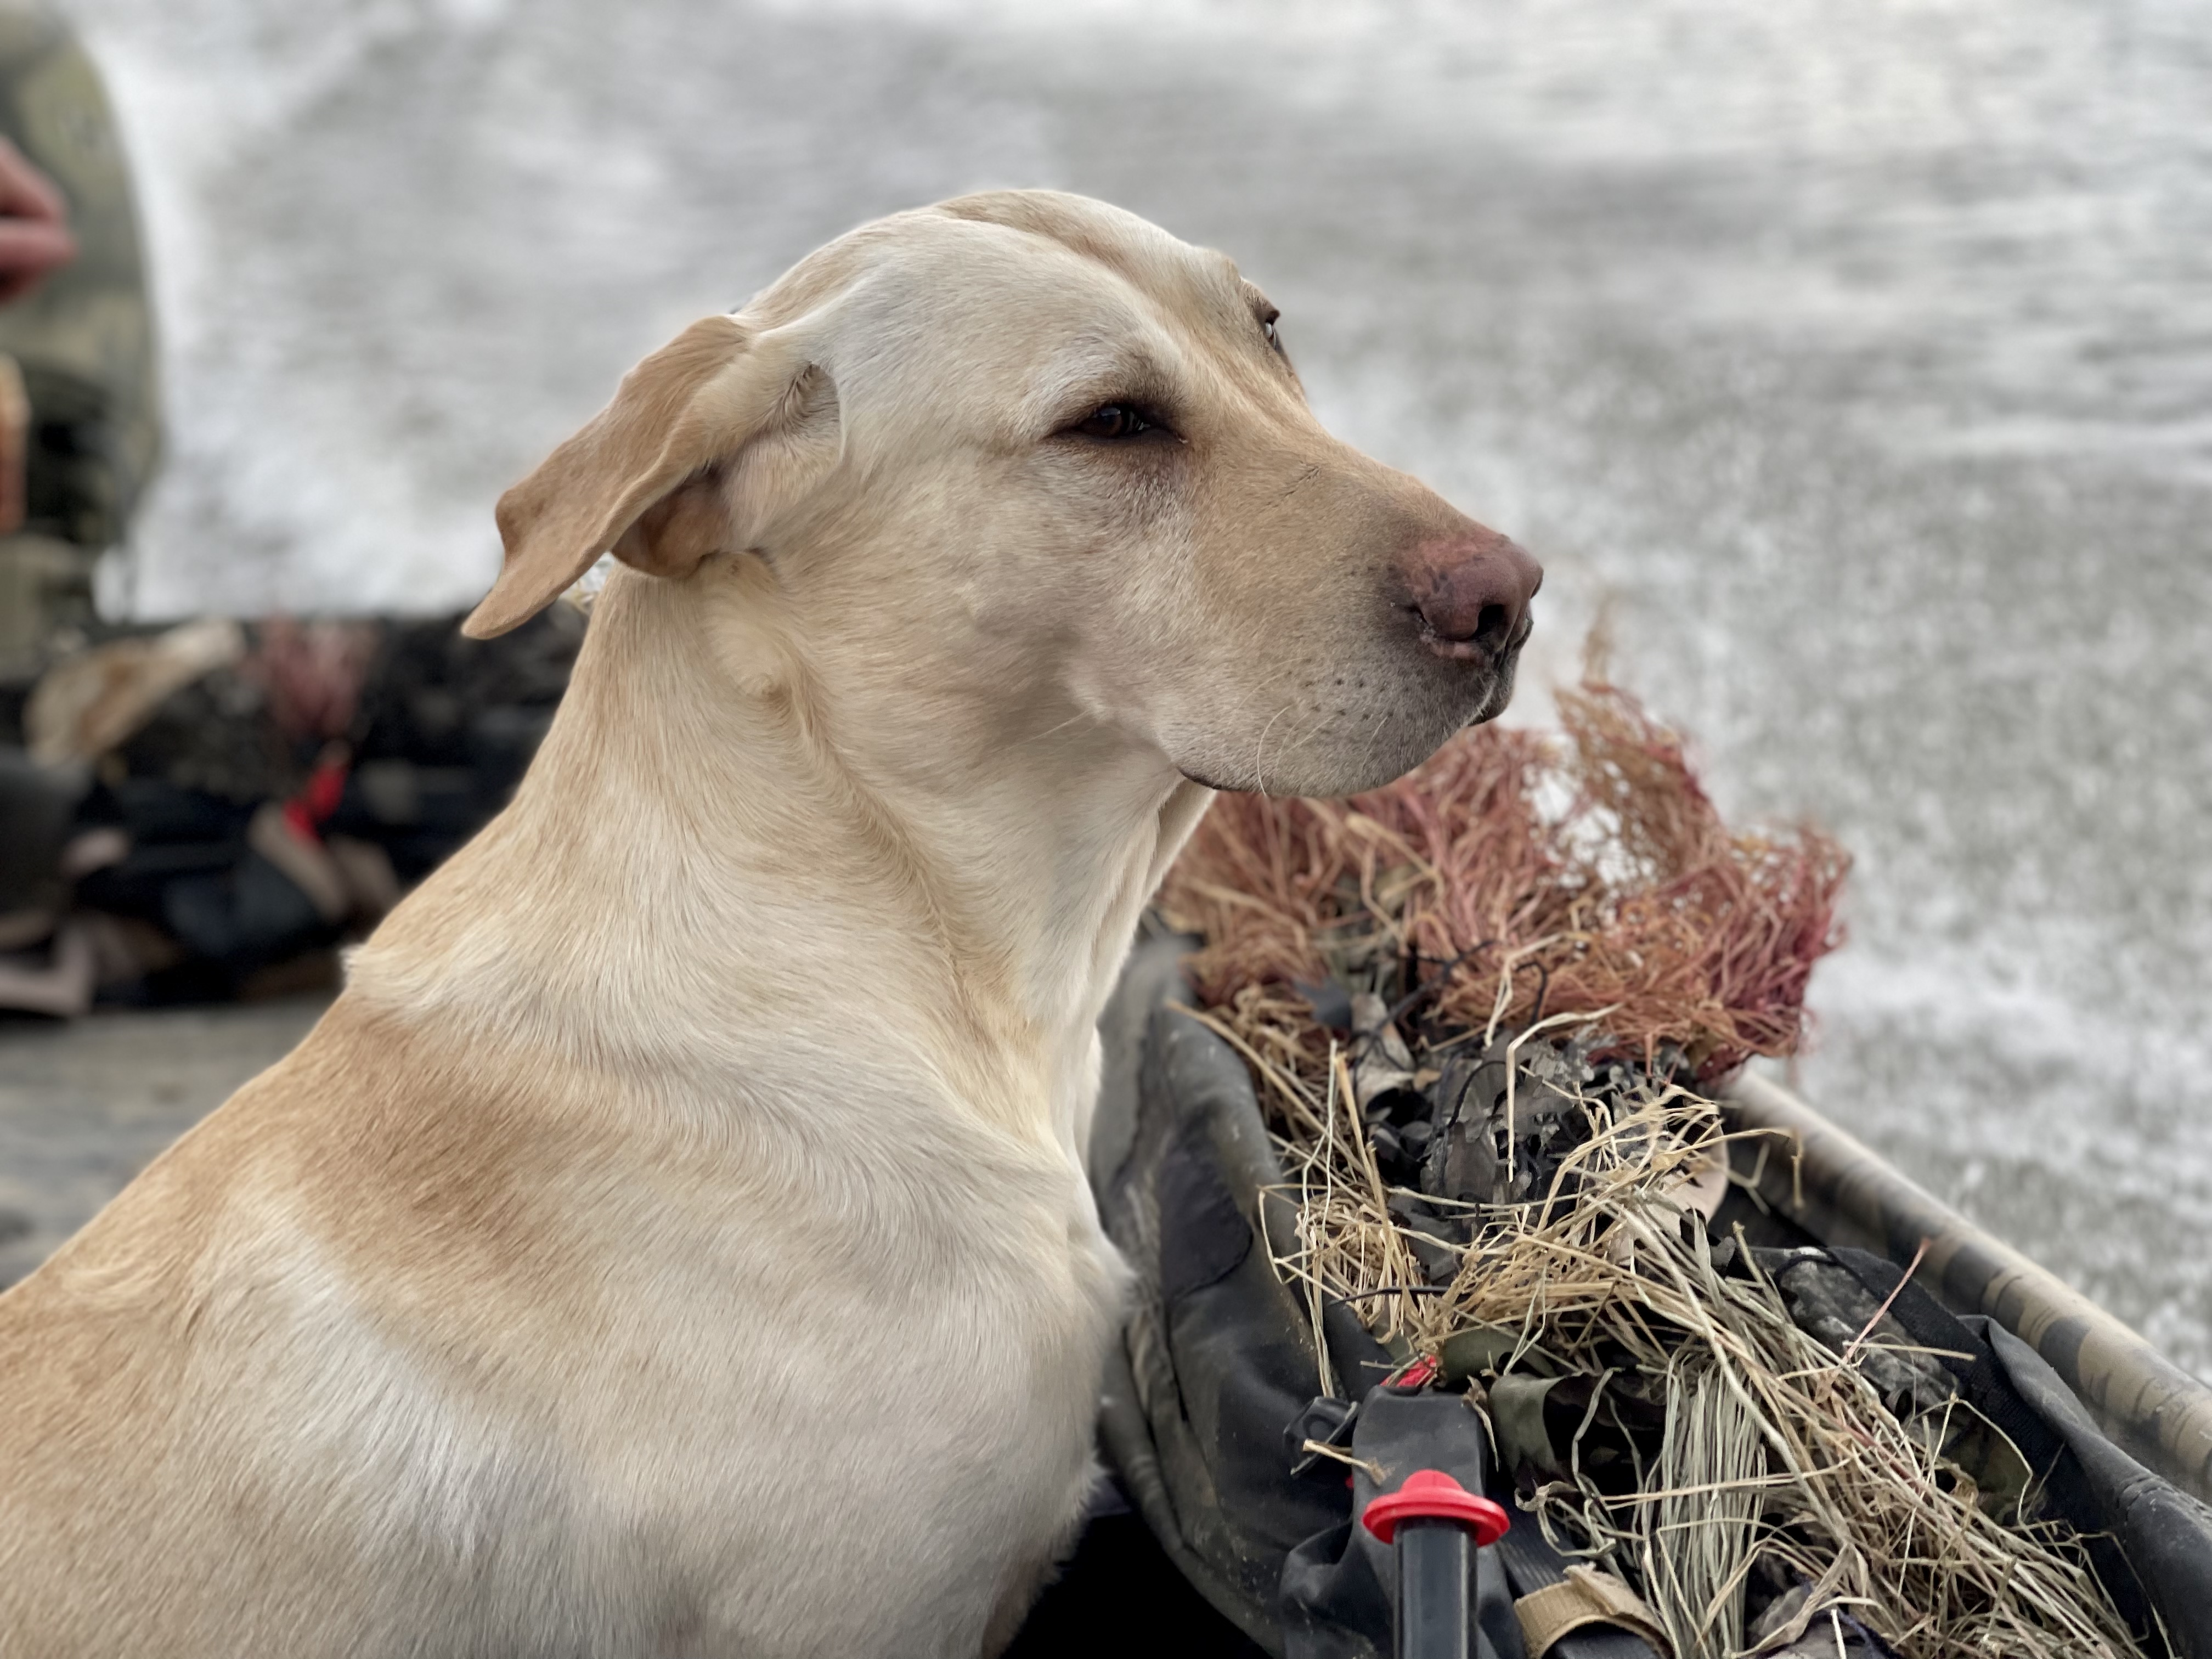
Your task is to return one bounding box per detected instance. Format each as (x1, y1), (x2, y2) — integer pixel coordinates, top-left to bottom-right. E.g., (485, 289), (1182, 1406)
(1361, 1469), (1511, 1547)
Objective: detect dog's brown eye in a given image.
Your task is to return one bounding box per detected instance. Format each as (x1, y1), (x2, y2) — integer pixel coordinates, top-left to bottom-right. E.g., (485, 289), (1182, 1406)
(1260, 307), (1283, 352)
(1075, 403), (1152, 439)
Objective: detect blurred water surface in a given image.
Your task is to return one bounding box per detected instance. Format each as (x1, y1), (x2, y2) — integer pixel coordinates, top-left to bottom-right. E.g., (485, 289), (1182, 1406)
(63, 0), (2212, 1368)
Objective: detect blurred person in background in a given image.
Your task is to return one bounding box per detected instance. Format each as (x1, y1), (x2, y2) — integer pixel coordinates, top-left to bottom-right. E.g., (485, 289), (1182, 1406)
(0, 0), (168, 1015)
(0, 3), (572, 1019)
(0, 0), (576, 1019)
(0, 0), (160, 677)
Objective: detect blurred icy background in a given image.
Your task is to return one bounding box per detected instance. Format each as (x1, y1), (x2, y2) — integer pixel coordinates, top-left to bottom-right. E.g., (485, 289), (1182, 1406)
(60, 0), (2212, 1369)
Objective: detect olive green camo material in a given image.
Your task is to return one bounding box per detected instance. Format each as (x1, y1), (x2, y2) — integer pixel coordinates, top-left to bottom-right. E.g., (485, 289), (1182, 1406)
(0, 1), (160, 673)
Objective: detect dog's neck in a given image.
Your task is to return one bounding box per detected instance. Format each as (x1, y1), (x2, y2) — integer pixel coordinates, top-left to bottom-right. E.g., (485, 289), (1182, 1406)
(352, 568), (1210, 1159)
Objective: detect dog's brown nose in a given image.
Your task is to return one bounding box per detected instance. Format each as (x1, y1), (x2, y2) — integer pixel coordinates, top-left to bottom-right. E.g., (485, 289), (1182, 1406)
(1401, 529), (1543, 661)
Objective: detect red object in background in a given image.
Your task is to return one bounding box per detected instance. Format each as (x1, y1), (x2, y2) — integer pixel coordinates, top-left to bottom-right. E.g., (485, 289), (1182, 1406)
(1360, 1470), (1509, 1548)
(282, 746), (351, 843)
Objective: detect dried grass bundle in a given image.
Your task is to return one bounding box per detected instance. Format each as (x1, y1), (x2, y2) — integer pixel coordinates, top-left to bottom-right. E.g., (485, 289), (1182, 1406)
(1161, 671), (2147, 1657)
(1223, 1036), (2146, 1659)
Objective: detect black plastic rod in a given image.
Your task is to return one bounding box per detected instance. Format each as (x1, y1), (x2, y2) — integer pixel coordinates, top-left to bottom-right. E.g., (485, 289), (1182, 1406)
(1362, 1468), (1509, 1659)
(1396, 1517), (1472, 1659)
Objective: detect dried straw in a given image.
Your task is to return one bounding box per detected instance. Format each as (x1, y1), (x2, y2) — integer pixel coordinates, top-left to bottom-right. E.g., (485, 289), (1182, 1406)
(1248, 1056), (2145, 1659)
(1163, 670), (2146, 1657)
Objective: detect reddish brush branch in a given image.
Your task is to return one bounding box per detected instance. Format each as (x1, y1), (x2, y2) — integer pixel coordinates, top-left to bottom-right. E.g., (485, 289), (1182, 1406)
(1158, 678), (1849, 1082)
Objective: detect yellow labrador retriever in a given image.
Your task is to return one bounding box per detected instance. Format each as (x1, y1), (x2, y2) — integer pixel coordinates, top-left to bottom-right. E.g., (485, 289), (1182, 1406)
(0, 191), (1538, 1655)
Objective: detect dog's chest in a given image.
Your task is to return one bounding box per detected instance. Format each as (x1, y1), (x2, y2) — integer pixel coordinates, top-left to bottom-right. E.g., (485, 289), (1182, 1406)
(496, 1146), (1131, 1654)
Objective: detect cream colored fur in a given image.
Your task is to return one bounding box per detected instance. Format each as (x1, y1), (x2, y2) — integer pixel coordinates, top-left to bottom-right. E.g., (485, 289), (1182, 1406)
(0, 191), (1531, 1656)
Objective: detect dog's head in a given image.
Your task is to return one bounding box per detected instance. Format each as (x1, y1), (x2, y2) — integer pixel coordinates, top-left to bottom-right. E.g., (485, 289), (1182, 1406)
(471, 190), (1538, 797)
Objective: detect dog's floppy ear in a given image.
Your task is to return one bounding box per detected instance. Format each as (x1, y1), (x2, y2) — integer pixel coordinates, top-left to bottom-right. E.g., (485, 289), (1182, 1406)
(464, 314), (838, 639)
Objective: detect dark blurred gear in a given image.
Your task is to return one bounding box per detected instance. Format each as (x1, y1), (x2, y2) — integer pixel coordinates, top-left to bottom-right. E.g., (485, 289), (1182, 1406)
(335, 610), (582, 879)
(0, 1), (160, 676)
(0, 737), (75, 913)
(23, 617), (244, 766)
(0, 607), (583, 1011)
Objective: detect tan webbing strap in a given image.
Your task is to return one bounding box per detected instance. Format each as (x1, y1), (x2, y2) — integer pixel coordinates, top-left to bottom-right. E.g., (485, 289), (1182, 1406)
(1514, 1564), (1673, 1658)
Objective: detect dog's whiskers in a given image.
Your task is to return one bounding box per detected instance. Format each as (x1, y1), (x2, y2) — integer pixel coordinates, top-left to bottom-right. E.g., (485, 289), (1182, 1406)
(1252, 702), (1293, 798)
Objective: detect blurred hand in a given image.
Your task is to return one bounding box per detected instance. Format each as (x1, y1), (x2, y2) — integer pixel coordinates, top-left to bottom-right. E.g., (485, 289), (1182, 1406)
(0, 135), (74, 303)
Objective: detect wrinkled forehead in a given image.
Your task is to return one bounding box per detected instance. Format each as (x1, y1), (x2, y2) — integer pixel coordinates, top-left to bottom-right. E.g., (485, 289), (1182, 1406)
(753, 198), (1275, 439)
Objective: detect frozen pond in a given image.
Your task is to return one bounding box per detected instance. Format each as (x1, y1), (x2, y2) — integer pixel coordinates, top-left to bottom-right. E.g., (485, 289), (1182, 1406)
(60, 0), (2212, 1369)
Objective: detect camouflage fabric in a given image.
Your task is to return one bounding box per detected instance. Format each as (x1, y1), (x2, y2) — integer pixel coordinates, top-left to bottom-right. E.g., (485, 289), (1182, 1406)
(0, 0), (160, 673)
